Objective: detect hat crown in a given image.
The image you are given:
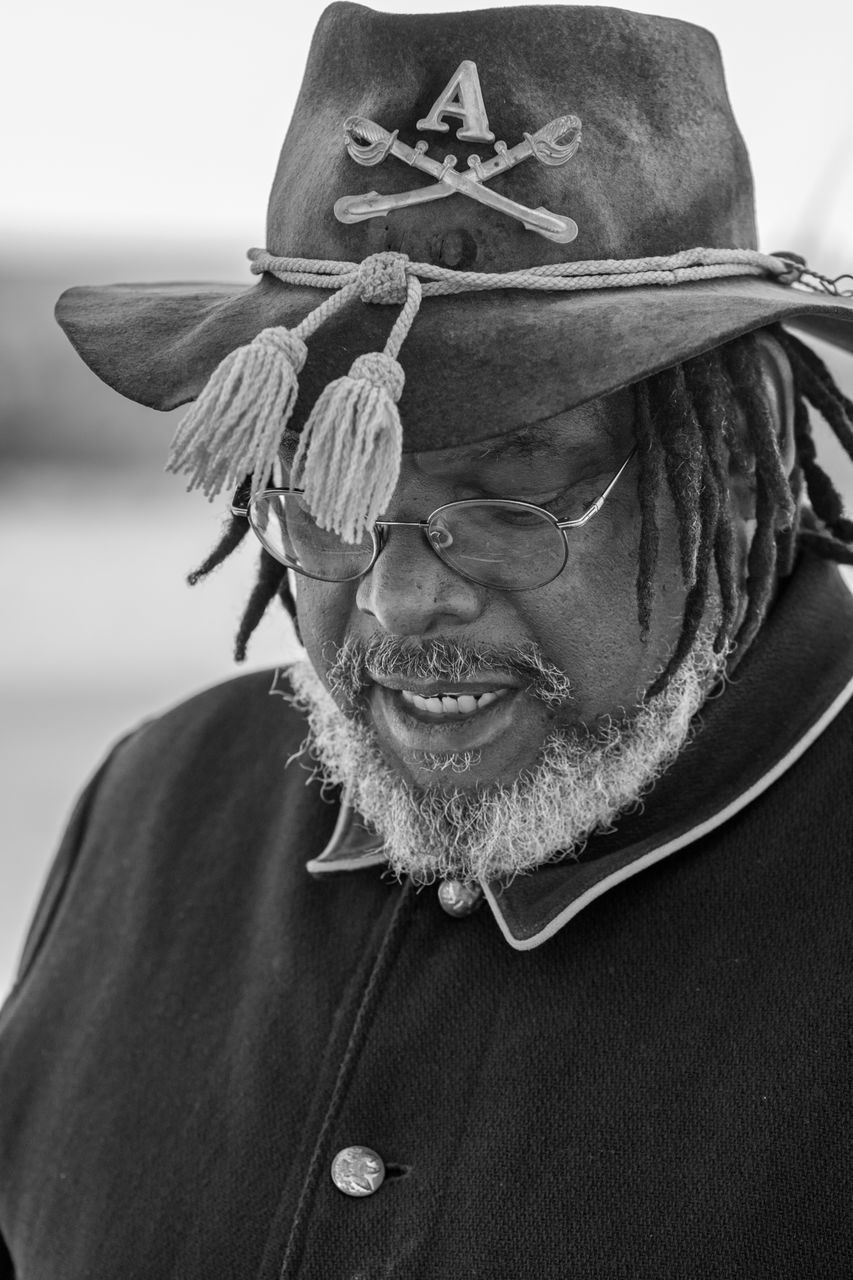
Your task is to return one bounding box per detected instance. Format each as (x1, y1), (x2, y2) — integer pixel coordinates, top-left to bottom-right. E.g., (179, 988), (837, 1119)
(267, 2), (756, 271)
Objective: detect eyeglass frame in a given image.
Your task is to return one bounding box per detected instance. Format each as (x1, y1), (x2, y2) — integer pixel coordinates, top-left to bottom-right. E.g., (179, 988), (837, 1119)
(230, 445), (637, 592)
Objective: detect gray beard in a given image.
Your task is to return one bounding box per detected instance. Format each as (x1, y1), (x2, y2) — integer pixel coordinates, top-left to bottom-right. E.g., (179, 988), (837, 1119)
(287, 640), (724, 885)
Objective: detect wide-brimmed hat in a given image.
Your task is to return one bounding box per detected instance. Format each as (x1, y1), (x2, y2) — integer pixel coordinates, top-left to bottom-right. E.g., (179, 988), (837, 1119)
(56, 2), (853, 540)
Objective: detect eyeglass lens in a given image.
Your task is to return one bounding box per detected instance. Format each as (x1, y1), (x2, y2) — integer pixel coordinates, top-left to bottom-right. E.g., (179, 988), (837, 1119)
(250, 492), (375, 580)
(427, 504), (567, 589)
(249, 493), (568, 589)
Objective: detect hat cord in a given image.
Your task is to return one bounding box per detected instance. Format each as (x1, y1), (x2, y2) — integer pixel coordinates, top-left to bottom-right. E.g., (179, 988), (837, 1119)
(248, 245), (808, 294)
(165, 245), (824, 543)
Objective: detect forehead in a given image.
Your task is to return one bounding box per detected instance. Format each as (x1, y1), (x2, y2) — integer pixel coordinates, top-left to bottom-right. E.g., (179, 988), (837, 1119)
(278, 386), (634, 477)
(410, 387), (634, 477)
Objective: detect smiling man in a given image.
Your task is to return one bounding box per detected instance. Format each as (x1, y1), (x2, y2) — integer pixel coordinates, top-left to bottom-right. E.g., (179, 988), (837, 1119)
(2, 5), (853, 1278)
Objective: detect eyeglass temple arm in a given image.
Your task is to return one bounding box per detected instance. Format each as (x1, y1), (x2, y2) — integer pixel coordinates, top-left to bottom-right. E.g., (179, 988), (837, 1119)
(556, 446), (637, 530)
(230, 482), (310, 518)
(230, 478), (251, 518)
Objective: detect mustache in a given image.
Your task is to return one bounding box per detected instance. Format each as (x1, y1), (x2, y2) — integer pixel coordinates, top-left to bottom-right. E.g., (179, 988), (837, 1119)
(325, 635), (574, 709)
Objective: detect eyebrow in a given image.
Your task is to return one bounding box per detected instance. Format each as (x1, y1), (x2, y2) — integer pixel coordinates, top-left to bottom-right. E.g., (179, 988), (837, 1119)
(470, 427), (562, 462)
(444, 391), (630, 464)
(457, 419), (614, 466)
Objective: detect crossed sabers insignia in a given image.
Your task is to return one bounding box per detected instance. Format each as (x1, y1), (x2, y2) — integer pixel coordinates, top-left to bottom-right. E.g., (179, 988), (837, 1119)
(334, 113), (582, 244)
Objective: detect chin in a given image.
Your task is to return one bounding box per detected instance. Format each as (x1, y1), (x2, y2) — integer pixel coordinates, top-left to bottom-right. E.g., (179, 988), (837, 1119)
(391, 749), (529, 793)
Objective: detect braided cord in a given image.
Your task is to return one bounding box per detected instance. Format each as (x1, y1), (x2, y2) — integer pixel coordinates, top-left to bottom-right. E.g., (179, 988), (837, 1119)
(248, 246), (803, 299)
(385, 275), (423, 359)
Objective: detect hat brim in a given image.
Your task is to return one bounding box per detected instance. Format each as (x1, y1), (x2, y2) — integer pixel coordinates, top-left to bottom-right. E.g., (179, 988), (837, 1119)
(55, 273), (853, 451)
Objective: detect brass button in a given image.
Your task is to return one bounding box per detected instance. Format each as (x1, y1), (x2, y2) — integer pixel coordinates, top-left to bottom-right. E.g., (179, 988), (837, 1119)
(331, 1146), (386, 1197)
(438, 879), (483, 917)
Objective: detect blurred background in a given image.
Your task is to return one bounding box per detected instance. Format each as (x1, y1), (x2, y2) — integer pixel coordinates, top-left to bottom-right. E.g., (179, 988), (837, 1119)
(2, 0), (852, 994)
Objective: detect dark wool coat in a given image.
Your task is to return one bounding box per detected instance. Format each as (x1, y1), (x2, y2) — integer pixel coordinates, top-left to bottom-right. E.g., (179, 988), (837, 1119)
(1, 553), (852, 1279)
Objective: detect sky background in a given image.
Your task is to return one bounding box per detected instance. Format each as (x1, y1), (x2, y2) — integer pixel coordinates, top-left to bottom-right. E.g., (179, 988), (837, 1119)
(1, 0), (852, 992)
(3, 0), (853, 264)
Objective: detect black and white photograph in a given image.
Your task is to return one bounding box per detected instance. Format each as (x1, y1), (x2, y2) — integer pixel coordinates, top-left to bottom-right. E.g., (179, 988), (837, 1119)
(1, 0), (852, 1274)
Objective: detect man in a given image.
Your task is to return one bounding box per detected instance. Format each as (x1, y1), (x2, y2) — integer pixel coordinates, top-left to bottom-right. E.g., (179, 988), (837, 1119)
(1, 4), (852, 1276)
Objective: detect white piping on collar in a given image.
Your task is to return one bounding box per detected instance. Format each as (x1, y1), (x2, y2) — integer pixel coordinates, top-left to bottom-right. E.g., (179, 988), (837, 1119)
(306, 848), (387, 873)
(305, 797), (386, 874)
(488, 650), (853, 949)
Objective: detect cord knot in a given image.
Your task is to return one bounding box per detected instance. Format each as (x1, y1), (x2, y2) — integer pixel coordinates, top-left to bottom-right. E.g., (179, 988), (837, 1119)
(349, 350), (405, 399)
(357, 252), (410, 304)
(254, 327), (308, 368)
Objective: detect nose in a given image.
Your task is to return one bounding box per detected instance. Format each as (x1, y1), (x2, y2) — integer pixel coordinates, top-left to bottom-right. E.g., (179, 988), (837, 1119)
(356, 524), (487, 635)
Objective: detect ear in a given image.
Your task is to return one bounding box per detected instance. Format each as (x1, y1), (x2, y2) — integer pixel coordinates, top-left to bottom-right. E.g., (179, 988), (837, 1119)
(751, 329), (797, 475)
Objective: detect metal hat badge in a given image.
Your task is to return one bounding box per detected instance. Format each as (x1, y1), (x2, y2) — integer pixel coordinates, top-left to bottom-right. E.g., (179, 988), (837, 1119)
(334, 60), (582, 245)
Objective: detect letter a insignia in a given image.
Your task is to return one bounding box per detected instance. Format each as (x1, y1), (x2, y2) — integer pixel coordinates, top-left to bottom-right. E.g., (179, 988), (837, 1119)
(416, 60), (495, 143)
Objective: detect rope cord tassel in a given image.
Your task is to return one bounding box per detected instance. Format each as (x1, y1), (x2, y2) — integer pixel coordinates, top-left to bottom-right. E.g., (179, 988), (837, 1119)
(292, 268), (422, 543)
(291, 351), (405, 544)
(167, 327), (308, 499)
(165, 276), (368, 501)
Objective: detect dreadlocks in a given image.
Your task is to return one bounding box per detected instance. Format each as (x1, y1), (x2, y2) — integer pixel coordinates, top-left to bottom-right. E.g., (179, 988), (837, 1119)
(636, 324), (853, 695)
(188, 324), (853, 686)
(187, 510), (299, 660)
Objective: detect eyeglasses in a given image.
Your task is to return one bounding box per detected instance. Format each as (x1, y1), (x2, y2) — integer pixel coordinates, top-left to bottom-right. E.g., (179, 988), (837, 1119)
(230, 447), (635, 592)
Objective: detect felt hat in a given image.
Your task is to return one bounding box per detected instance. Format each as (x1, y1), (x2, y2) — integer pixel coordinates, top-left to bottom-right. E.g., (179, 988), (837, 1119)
(56, 2), (853, 541)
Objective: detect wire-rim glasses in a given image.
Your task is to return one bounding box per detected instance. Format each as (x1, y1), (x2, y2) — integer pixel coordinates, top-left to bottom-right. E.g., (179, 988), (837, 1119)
(231, 447), (635, 592)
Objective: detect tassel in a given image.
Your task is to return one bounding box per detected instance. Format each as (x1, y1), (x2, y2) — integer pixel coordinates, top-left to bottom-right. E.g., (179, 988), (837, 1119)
(291, 350), (405, 543)
(167, 327), (307, 499)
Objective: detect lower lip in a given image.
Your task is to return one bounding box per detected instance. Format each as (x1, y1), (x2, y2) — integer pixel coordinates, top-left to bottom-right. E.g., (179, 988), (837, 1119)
(370, 686), (520, 755)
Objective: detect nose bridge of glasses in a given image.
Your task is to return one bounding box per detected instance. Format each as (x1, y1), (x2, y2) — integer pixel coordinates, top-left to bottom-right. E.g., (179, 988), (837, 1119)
(374, 519), (428, 530)
(373, 516), (454, 559)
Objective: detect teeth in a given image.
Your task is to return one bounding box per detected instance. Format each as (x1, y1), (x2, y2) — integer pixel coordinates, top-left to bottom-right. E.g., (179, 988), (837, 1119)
(400, 689), (505, 716)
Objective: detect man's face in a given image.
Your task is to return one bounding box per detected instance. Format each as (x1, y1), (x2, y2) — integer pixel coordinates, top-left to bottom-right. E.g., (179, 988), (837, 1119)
(294, 386), (691, 792)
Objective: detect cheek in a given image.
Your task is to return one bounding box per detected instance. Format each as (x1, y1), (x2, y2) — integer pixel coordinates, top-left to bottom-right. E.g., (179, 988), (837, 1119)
(525, 533), (640, 692)
(296, 581), (357, 689)
(524, 494), (686, 711)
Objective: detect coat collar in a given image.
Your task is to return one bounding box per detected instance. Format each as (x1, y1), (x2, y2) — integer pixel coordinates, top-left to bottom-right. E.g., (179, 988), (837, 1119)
(305, 556), (853, 950)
